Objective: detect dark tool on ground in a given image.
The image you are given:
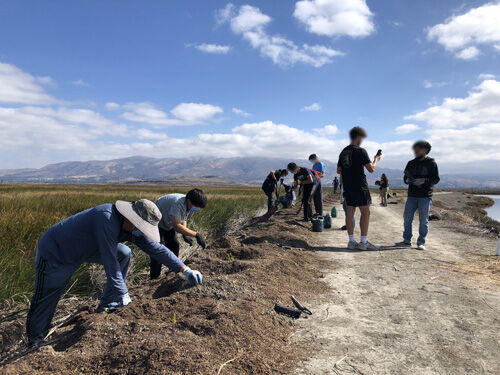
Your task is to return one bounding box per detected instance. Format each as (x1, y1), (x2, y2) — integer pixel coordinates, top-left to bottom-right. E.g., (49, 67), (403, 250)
(291, 295), (312, 315)
(274, 304), (302, 319)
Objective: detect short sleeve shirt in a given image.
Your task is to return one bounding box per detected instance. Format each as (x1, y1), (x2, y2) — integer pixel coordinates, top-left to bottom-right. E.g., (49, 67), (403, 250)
(294, 167), (318, 184)
(312, 161), (326, 176)
(337, 145), (371, 190)
(155, 193), (191, 231)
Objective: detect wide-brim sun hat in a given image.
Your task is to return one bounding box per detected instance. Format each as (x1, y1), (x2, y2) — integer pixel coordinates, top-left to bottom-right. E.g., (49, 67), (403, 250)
(115, 199), (162, 242)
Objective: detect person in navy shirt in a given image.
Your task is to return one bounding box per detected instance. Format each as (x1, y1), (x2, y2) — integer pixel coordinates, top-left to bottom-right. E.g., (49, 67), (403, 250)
(26, 199), (203, 346)
(288, 162), (321, 221)
(308, 154), (325, 216)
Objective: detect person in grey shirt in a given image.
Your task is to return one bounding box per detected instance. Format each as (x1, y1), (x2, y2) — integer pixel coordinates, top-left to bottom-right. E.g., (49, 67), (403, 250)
(150, 188), (207, 279)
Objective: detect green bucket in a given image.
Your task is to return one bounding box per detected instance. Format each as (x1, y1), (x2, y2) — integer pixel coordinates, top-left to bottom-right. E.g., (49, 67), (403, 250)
(331, 206), (338, 218)
(311, 216), (324, 232)
(323, 214), (332, 229)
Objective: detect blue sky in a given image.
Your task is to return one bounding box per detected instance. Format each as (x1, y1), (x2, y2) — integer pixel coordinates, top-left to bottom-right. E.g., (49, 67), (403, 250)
(0, 0), (499, 173)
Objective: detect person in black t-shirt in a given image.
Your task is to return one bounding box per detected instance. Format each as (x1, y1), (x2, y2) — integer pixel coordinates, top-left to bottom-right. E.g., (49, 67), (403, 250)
(337, 127), (381, 250)
(262, 169), (289, 214)
(287, 162), (320, 221)
(396, 140), (440, 250)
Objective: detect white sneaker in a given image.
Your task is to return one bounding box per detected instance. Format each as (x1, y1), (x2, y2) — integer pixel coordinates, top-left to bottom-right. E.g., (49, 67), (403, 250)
(347, 241), (359, 249)
(358, 241), (379, 251)
(417, 244), (426, 250)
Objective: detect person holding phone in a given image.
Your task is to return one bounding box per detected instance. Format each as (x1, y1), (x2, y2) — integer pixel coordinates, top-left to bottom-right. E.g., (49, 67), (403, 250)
(337, 127), (381, 250)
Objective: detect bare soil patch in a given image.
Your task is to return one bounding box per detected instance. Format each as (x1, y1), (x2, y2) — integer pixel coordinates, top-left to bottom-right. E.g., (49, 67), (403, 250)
(0, 207), (335, 374)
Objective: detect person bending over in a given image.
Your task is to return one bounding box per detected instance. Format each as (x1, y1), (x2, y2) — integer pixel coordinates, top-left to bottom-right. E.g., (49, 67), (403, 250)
(396, 141), (440, 250)
(27, 199), (202, 346)
(287, 162), (320, 221)
(150, 189), (207, 279)
(261, 169), (289, 215)
(337, 126), (381, 250)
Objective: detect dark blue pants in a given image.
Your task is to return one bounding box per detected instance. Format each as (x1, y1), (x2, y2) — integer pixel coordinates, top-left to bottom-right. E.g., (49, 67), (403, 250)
(312, 181), (323, 216)
(403, 197), (432, 245)
(26, 243), (131, 342)
(262, 187), (275, 209)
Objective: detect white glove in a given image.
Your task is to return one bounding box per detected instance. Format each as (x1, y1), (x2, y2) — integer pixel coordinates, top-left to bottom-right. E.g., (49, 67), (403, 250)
(121, 293), (131, 306)
(183, 267), (203, 285)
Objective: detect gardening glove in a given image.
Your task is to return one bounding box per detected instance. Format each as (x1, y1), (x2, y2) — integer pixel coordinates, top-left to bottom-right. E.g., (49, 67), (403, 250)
(195, 233), (206, 249)
(411, 178), (426, 186)
(182, 234), (194, 246)
(183, 267), (203, 286)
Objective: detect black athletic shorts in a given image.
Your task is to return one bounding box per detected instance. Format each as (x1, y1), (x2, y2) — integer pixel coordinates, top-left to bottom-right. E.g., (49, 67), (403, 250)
(344, 188), (372, 207)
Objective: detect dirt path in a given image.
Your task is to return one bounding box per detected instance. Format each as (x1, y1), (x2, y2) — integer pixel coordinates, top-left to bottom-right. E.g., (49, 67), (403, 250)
(294, 195), (500, 375)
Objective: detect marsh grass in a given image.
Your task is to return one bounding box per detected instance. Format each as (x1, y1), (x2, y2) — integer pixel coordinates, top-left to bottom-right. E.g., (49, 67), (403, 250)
(0, 184), (264, 303)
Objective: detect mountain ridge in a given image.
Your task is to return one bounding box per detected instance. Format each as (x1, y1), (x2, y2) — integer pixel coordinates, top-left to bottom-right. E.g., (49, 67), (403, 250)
(1, 156), (499, 188)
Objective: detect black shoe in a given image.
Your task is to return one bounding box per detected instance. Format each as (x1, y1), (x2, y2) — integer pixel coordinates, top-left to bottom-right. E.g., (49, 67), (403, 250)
(341, 225), (347, 230)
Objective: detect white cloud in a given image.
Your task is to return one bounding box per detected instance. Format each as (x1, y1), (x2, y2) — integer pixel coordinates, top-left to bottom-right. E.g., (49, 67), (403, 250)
(170, 102), (223, 123)
(232, 107), (251, 117)
(455, 46), (479, 60)
(215, 3), (236, 26)
(121, 102), (223, 126)
(302, 102), (322, 111)
(314, 124), (338, 136)
(294, 0), (375, 38)
(423, 80), (448, 89)
(105, 102), (120, 110)
(478, 73), (495, 80)
(406, 79), (500, 128)
(427, 2), (500, 59)
(230, 5), (271, 33)
(426, 123), (500, 163)
(71, 79), (90, 87)
(36, 76), (56, 86)
(193, 43), (231, 54)
(217, 4), (343, 67)
(403, 79), (500, 166)
(0, 62), (57, 105)
(395, 123), (420, 134)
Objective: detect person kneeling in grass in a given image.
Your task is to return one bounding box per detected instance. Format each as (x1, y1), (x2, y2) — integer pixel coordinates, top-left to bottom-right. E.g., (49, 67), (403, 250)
(150, 189), (207, 279)
(27, 199), (202, 346)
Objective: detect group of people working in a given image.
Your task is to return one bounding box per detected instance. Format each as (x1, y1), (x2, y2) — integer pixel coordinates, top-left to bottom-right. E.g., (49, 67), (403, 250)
(26, 189), (208, 346)
(26, 125), (440, 348)
(261, 154), (326, 221)
(263, 126), (440, 252)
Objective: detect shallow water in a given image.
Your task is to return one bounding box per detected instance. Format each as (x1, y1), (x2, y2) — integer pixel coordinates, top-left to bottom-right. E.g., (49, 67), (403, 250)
(477, 195), (500, 221)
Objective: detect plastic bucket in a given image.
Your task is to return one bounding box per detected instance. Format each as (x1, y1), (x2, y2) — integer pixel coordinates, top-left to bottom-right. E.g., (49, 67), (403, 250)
(311, 216), (324, 232)
(331, 206), (338, 218)
(323, 214), (332, 229)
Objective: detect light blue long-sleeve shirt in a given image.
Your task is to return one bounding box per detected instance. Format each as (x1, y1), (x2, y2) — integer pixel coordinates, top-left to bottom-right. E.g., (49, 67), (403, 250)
(37, 203), (185, 297)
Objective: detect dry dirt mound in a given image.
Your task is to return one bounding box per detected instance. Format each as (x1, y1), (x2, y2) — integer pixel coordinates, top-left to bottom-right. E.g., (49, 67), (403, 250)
(1, 208), (335, 374)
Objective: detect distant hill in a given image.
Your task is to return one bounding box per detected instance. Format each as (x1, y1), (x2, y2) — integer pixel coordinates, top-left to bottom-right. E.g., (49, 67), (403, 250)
(1, 156), (499, 189)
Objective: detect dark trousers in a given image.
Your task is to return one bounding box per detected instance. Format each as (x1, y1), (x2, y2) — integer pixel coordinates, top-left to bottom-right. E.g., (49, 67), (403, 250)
(302, 184), (313, 220)
(27, 244), (131, 342)
(150, 227), (180, 279)
(263, 188), (274, 209)
(302, 182), (323, 220)
(313, 181), (323, 216)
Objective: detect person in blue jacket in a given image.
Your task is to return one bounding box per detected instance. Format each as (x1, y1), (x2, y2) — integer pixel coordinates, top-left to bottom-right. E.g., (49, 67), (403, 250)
(26, 199), (202, 346)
